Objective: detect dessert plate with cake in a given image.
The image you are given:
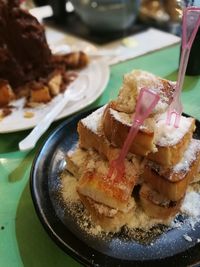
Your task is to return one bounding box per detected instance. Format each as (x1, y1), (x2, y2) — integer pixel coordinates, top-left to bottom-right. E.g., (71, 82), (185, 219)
(31, 70), (200, 267)
(0, 59), (110, 133)
(0, 0), (110, 133)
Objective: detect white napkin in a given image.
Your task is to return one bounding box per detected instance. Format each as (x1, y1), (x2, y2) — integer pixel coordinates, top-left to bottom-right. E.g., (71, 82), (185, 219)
(104, 28), (180, 65)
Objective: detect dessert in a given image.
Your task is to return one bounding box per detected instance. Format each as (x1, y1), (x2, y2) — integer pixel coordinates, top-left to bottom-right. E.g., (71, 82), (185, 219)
(66, 145), (89, 179)
(103, 104), (195, 165)
(78, 194), (135, 233)
(62, 69), (200, 234)
(142, 139), (200, 201)
(0, 0), (88, 115)
(78, 106), (128, 162)
(110, 70), (175, 114)
(139, 183), (183, 220)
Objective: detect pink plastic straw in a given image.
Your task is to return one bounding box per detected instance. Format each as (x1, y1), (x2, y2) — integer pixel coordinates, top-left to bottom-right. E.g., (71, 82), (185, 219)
(108, 88), (160, 181)
(167, 7), (200, 128)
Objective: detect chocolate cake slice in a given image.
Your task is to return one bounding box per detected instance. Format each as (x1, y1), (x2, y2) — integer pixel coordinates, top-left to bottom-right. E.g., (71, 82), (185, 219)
(0, 0), (88, 109)
(0, 0), (51, 88)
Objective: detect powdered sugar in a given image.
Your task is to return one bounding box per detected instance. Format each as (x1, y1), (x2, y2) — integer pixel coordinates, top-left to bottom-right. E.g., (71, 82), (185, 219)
(110, 109), (194, 147)
(110, 108), (153, 132)
(154, 113), (193, 146)
(81, 105), (107, 133)
(181, 191), (200, 217)
(126, 205), (170, 229)
(133, 70), (174, 114)
(133, 71), (163, 96)
(61, 160), (200, 244)
(183, 234), (193, 242)
(173, 139), (200, 173)
(61, 171), (79, 202)
(110, 108), (126, 125)
(153, 98), (168, 114)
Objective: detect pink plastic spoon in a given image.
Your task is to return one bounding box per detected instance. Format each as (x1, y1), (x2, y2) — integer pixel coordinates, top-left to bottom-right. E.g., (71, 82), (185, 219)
(108, 88), (160, 181)
(167, 7), (200, 128)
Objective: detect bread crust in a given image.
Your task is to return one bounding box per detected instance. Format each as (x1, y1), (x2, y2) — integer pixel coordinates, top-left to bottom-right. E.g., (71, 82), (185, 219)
(78, 114), (142, 176)
(79, 193), (134, 232)
(103, 105), (155, 157)
(65, 70), (199, 225)
(66, 146), (88, 179)
(103, 105), (195, 167)
(111, 70), (175, 114)
(147, 118), (196, 166)
(139, 183), (182, 219)
(142, 139), (200, 201)
(77, 170), (136, 212)
(78, 118), (120, 161)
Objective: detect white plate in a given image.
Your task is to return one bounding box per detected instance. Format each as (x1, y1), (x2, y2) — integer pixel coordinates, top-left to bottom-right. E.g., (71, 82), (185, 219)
(0, 60), (110, 133)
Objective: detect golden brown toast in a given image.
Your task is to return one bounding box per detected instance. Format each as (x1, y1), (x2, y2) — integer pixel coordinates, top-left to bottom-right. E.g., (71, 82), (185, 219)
(78, 105), (195, 167)
(142, 139), (200, 201)
(147, 114), (195, 166)
(65, 145), (136, 231)
(78, 106), (120, 161)
(103, 105), (195, 166)
(66, 146), (89, 179)
(65, 69), (199, 225)
(79, 193), (135, 232)
(76, 149), (139, 211)
(77, 106), (142, 171)
(66, 143), (142, 190)
(139, 183), (183, 220)
(77, 170), (135, 211)
(111, 69), (175, 114)
(103, 105), (156, 156)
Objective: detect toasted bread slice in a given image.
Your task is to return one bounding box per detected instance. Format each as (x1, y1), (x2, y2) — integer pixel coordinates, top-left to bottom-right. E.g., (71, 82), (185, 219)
(76, 149), (139, 211)
(77, 170), (136, 212)
(103, 105), (195, 166)
(78, 171), (132, 212)
(79, 193), (135, 232)
(66, 146), (89, 179)
(111, 69), (175, 114)
(30, 84), (51, 103)
(147, 114), (195, 166)
(78, 106), (142, 170)
(78, 105), (120, 161)
(139, 183), (182, 219)
(142, 139), (200, 201)
(67, 144), (142, 188)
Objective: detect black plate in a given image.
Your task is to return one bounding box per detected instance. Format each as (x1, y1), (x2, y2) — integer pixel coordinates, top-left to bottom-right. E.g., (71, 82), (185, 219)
(30, 108), (200, 267)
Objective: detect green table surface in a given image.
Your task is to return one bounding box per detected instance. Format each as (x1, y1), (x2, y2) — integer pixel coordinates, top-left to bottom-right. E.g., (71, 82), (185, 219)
(1, 44), (200, 267)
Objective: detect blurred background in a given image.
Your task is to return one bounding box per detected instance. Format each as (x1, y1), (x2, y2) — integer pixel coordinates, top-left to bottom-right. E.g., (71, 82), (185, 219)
(22, 0), (200, 46)
(28, 0), (199, 34)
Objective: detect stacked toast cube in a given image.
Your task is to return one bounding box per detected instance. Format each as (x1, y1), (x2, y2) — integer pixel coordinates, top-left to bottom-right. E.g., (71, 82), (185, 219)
(65, 70), (200, 232)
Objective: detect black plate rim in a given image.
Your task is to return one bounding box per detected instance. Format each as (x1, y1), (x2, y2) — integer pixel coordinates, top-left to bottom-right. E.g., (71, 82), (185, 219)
(30, 107), (200, 267)
(30, 112), (92, 267)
